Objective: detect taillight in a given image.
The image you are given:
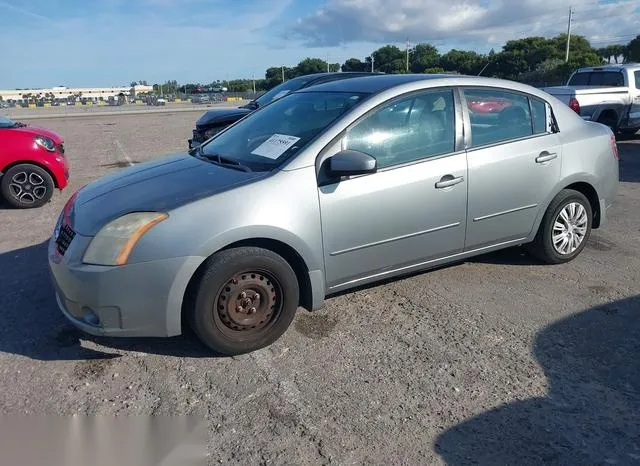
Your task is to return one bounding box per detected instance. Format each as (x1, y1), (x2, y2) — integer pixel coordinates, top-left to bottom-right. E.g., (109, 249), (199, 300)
(610, 134), (619, 160)
(569, 97), (580, 114)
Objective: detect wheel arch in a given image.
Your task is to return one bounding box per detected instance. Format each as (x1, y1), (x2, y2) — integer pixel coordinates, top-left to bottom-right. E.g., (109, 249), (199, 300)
(0, 159), (61, 188)
(181, 237), (315, 334)
(562, 181), (601, 228)
(533, 178), (602, 237)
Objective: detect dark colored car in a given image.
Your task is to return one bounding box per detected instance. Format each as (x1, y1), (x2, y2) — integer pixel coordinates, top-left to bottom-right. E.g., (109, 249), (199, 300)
(188, 72), (382, 149)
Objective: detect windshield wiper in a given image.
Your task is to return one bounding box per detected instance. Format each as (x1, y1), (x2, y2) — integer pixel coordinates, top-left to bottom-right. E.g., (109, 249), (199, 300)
(197, 147), (252, 172)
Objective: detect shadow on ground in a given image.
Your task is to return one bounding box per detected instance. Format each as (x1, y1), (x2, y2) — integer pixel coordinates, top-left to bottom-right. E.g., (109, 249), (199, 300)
(0, 241), (215, 361)
(435, 294), (640, 464)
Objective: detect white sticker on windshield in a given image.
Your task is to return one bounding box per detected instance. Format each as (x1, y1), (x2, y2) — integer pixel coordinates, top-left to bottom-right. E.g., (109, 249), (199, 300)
(251, 134), (301, 159)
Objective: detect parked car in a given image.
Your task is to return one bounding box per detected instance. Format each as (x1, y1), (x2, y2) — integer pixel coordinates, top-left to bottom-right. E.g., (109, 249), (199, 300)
(49, 74), (618, 355)
(542, 63), (640, 135)
(0, 115), (69, 208)
(188, 71), (383, 149)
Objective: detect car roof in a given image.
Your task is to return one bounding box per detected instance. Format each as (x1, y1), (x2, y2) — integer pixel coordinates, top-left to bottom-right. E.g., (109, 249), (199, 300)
(576, 63), (640, 72)
(296, 73), (470, 94)
(298, 71), (384, 87)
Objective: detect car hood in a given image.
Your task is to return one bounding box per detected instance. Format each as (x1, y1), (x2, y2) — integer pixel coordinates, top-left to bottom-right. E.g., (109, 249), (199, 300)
(70, 152), (268, 236)
(195, 107), (253, 127)
(8, 124), (63, 143)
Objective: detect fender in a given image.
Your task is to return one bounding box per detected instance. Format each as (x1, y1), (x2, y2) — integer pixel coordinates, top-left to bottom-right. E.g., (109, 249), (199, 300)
(526, 172), (602, 242)
(195, 224), (324, 283)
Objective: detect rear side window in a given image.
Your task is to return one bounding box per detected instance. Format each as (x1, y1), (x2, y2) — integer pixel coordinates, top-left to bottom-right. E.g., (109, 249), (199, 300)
(463, 88), (534, 147)
(530, 98), (547, 134)
(635, 71), (640, 90)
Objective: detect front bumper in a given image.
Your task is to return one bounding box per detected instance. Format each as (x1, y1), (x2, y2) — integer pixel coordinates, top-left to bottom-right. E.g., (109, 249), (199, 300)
(48, 233), (203, 338)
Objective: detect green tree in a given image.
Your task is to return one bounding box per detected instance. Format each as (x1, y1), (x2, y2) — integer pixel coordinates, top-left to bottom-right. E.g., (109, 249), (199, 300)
(410, 43), (440, 73)
(438, 49), (486, 75)
(342, 58), (366, 71)
(372, 45), (405, 73)
(627, 35), (640, 62)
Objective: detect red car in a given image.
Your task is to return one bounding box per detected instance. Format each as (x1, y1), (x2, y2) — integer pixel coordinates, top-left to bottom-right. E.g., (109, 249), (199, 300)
(466, 97), (513, 113)
(0, 115), (69, 208)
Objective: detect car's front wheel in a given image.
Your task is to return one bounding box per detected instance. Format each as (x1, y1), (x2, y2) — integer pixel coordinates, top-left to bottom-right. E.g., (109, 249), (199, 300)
(188, 246), (300, 355)
(0, 163), (55, 209)
(528, 189), (593, 264)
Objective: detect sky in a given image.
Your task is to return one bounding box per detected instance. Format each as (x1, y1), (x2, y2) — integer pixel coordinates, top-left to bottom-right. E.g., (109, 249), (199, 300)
(1, 0), (639, 88)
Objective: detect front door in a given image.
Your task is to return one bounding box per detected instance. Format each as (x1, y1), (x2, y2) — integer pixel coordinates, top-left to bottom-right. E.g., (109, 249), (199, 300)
(317, 88), (469, 291)
(461, 87), (562, 250)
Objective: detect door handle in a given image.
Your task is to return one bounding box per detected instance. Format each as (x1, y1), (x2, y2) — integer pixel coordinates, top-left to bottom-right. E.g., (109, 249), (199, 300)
(536, 151), (558, 163)
(435, 175), (464, 189)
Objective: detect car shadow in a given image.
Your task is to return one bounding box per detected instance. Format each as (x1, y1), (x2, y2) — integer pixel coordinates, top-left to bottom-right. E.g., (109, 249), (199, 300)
(0, 241), (219, 361)
(434, 295), (640, 464)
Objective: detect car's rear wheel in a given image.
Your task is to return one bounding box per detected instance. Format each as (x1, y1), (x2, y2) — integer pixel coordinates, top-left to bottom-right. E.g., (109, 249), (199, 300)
(597, 112), (618, 133)
(528, 189), (592, 264)
(0, 163), (55, 209)
(189, 247), (299, 355)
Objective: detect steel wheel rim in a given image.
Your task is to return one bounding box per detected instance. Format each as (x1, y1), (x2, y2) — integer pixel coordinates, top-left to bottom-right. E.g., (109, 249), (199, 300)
(213, 270), (283, 338)
(552, 201), (588, 255)
(8, 171), (47, 204)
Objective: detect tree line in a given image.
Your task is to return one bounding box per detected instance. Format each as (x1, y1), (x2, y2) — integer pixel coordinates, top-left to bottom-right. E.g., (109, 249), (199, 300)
(149, 33), (640, 94)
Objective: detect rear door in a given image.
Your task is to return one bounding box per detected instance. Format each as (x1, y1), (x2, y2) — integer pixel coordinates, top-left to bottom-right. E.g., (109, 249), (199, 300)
(460, 87), (562, 251)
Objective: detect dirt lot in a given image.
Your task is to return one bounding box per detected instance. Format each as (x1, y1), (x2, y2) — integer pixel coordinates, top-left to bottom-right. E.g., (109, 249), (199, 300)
(1, 110), (639, 465)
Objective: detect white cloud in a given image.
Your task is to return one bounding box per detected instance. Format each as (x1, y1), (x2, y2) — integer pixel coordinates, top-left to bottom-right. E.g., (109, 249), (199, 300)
(289, 0), (640, 48)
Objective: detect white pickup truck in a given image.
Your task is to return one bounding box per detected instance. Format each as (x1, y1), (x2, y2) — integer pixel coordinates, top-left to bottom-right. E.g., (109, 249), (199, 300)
(542, 63), (640, 136)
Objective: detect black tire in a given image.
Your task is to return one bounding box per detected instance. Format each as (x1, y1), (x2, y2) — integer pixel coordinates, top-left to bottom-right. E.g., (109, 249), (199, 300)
(597, 112), (618, 133)
(528, 189), (593, 264)
(0, 163), (55, 209)
(188, 247), (299, 355)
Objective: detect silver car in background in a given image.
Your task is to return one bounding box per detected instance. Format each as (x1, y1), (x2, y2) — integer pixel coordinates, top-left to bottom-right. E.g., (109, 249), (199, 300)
(48, 74), (619, 355)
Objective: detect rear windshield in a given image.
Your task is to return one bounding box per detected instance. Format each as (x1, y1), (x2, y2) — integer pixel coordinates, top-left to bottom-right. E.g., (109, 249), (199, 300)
(568, 71), (625, 87)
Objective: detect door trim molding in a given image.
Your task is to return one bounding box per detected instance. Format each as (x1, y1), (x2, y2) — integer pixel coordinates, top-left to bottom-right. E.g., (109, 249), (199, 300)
(329, 222), (461, 256)
(328, 237), (528, 291)
(473, 203), (538, 222)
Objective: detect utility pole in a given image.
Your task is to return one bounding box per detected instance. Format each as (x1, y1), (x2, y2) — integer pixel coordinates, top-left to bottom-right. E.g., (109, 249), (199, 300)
(565, 6), (573, 62)
(252, 73), (255, 93)
(281, 66), (285, 82)
(326, 52), (330, 72)
(370, 55), (374, 72)
(406, 38), (410, 72)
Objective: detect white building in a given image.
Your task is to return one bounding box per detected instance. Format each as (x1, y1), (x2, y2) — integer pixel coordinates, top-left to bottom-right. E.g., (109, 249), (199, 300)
(0, 84), (154, 102)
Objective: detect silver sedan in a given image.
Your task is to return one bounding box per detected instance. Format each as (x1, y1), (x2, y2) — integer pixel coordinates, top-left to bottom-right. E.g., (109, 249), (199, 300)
(48, 74), (619, 355)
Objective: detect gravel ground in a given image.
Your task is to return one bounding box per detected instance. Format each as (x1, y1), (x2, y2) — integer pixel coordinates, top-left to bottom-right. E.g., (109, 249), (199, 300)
(0, 111), (638, 465)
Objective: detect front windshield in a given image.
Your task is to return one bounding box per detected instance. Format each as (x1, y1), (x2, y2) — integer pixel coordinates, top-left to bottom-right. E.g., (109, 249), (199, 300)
(0, 115), (17, 128)
(253, 77), (314, 107)
(200, 91), (368, 170)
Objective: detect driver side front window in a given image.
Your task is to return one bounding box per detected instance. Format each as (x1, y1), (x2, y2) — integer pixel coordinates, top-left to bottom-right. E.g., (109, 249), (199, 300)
(343, 89), (456, 169)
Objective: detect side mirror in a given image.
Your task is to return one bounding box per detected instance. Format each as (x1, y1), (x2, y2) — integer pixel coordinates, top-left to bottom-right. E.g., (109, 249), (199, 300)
(326, 149), (377, 177)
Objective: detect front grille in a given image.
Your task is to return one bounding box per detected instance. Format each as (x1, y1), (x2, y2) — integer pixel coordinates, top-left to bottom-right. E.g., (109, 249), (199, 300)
(56, 223), (76, 256)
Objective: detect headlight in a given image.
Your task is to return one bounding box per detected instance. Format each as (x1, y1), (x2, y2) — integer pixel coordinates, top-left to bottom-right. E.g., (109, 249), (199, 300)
(34, 135), (56, 152)
(83, 212), (168, 266)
